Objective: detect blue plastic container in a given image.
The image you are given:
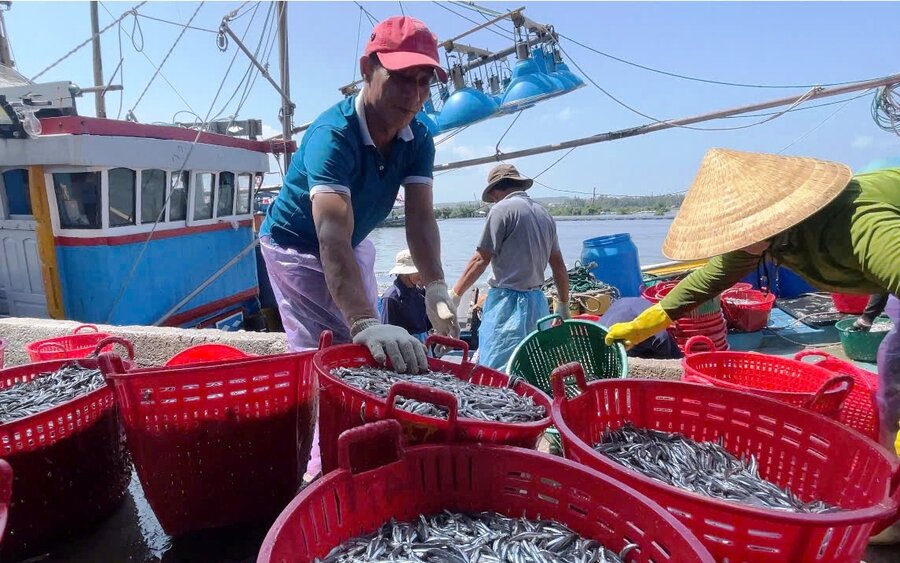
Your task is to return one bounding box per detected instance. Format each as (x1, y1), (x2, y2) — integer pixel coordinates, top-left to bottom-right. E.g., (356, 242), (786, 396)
(581, 233), (643, 297)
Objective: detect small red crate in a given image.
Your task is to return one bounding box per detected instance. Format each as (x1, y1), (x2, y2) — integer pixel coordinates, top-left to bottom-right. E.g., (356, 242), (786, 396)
(24, 324), (116, 363)
(0, 459), (11, 546)
(0, 337), (134, 558)
(721, 288), (776, 332)
(831, 293), (871, 314)
(258, 420), (715, 563)
(550, 364), (899, 562)
(314, 334), (551, 474)
(100, 351), (316, 536)
(681, 335), (852, 417)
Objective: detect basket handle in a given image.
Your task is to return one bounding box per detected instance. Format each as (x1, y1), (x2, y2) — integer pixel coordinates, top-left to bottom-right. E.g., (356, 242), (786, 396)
(97, 351), (129, 378)
(71, 324), (99, 335)
(35, 341), (67, 354)
(89, 336), (134, 360)
(550, 362), (589, 400)
(318, 330), (333, 350)
(684, 335), (717, 356)
(337, 420), (405, 475)
(536, 314), (563, 332)
(802, 375), (855, 411)
(384, 381), (459, 439)
(424, 334), (469, 363)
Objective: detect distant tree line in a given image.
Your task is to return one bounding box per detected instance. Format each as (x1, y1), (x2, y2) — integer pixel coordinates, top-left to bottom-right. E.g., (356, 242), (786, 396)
(428, 194), (684, 219)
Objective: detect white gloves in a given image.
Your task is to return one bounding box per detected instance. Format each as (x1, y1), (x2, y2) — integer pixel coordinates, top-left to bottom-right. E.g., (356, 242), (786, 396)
(556, 298), (571, 320)
(351, 319), (428, 374)
(425, 280), (460, 338)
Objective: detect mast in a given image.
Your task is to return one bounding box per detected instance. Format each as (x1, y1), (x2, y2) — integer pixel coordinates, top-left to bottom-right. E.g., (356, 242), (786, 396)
(434, 72), (900, 171)
(0, 2), (13, 68)
(277, 0), (293, 162)
(89, 1), (107, 118)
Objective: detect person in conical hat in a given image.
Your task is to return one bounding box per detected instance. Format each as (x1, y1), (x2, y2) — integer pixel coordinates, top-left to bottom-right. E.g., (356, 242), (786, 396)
(605, 149), (900, 452)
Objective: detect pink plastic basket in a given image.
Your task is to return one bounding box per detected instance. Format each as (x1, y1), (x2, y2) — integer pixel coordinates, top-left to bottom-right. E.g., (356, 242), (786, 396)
(164, 343), (254, 366)
(258, 420), (715, 563)
(550, 363), (899, 562)
(314, 333), (552, 474)
(24, 324), (116, 363)
(0, 337), (134, 558)
(100, 351), (316, 536)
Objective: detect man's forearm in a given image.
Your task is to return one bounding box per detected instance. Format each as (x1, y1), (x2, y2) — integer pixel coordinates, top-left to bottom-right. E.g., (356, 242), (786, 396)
(320, 240), (377, 323)
(550, 262), (569, 304)
(453, 252), (490, 296)
(407, 214), (444, 284)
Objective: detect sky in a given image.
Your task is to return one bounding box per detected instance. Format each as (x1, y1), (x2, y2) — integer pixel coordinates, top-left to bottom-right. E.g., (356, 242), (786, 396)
(5, 1), (900, 204)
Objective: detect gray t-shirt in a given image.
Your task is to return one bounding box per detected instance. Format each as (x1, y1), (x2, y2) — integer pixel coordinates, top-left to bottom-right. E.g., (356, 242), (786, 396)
(477, 191), (560, 291)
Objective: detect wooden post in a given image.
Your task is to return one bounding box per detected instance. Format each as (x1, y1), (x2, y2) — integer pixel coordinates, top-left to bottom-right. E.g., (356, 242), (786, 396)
(27, 166), (65, 318)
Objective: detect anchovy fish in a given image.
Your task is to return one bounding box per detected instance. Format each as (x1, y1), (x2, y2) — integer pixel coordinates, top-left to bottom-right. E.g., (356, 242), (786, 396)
(594, 423), (836, 513)
(331, 367), (546, 423)
(0, 363), (105, 424)
(316, 510), (631, 563)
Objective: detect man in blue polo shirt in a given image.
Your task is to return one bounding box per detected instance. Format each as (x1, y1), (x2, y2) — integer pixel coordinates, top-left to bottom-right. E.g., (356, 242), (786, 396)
(260, 16), (457, 375)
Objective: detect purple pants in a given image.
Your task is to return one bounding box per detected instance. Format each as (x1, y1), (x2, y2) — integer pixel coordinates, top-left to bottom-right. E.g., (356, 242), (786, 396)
(260, 236), (378, 478)
(878, 295), (900, 446)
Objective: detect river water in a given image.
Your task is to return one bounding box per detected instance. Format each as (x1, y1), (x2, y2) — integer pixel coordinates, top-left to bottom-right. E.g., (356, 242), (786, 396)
(367, 216), (674, 290)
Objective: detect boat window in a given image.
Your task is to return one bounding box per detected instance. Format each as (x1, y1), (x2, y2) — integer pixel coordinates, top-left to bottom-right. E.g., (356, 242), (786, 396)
(109, 168), (136, 227)
(2, 169), (31, 216)
(141, 169), (166, 224)
(193, 172), (214, 220)
(217, 172), (235, 217)
(236, 173), (252, 214)
(53, 171), (102, 229)
(169, 171), (188, 221)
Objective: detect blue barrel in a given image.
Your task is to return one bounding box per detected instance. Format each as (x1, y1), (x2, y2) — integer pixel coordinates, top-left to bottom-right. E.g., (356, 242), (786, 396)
(581, 234), (643, 297)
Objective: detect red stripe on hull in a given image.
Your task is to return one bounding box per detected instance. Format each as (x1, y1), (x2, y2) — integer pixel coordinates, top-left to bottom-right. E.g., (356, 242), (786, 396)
(163, 288), (259, 327)
(39, 116), (295, 154)
(55, 220), (252, 246)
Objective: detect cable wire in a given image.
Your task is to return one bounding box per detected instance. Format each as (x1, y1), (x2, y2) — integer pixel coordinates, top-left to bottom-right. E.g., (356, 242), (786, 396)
(136, 11), (218, 33)
(30, 1), (148, 81)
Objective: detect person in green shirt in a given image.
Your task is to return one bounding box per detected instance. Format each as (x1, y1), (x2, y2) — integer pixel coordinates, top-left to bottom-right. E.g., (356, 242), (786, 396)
(605, 148), (899, 455)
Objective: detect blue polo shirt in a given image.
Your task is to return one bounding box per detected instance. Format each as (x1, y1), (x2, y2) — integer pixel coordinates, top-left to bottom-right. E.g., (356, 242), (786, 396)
(261, 93), (435, 252)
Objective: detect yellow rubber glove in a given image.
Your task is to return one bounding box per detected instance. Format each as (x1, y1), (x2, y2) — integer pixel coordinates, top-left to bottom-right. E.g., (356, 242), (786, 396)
(604, 303), (673, 348)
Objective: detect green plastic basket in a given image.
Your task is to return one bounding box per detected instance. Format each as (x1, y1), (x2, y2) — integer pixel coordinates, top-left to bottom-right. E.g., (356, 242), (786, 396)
(835, 315), (892, 362)
(506, 315), (627, 398)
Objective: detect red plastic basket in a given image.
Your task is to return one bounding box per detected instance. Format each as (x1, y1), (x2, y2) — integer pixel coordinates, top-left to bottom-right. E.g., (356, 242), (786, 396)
(721, 288), (776, 332)
(681, 335), (853, 417)
(831, 293), (870, 314)
(24, 324), (115, 362)
(314, 334), (552, 474)
(0, 459), (10, 546)
(258, 419), (715, 563)
(164, 343), (254, 366)
(100, 351), (317, 536)
(0, 337), (134, 558)
(794, 350), (879, 441)
(550, 364), (899, 562)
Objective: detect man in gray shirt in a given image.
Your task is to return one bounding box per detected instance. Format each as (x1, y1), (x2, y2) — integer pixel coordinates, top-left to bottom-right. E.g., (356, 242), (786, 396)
(450, 164), (570, 370)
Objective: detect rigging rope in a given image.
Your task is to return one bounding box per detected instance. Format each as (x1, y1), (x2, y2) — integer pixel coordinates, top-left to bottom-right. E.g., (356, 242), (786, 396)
(872, 83), (900, 136)
(127, 2), (204, 119)
(30, 1), (148, 81)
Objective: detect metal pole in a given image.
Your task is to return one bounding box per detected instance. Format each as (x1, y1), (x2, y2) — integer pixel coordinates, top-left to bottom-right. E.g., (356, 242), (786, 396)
(0, 6), (13, 68)
(434, 73), (900, 171)
(220, 22), (293, 108)
(442, 7), (523, 48)
(90, 1), (106, 118)
(277, 0), (293, 162)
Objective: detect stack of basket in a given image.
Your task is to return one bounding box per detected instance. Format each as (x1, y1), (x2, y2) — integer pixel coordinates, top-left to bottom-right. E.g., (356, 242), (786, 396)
(643, 281), (729, 351)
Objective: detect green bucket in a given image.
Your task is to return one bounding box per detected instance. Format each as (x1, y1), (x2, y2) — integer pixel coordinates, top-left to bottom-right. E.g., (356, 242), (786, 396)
(506, 315), (628, 398)
(835, 315), (892, 362)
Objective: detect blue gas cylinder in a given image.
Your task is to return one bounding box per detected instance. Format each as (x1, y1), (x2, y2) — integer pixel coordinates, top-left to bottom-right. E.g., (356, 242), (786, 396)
(580, 233), (644, 297)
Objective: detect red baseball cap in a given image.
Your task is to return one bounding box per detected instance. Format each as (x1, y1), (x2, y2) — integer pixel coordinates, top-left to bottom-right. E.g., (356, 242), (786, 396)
(364, 16), (448, 83)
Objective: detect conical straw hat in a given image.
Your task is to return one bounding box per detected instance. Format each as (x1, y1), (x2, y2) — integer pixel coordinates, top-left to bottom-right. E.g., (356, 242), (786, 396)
(662, 148), (852, 261)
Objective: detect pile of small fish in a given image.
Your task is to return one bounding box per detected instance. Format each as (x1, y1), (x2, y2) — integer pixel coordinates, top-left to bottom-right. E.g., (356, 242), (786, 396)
(330, 367), (545, 423)
(724, 297), (763, 306)
(0, 363), (105, 424)
(870, 319), (894, 333)
(594, 423), (836, 513)
(317, 511), (636, 563)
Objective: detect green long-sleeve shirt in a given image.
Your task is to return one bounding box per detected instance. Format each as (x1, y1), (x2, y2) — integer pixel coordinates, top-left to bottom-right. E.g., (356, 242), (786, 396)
(661, 167), (900, 319)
